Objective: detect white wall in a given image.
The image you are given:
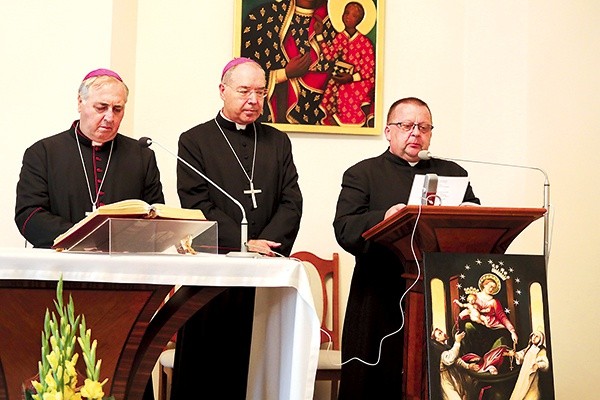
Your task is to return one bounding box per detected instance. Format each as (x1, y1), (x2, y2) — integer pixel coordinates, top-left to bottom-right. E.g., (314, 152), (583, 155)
(2, 1), (599, 398)
(1, 1), (116, 247)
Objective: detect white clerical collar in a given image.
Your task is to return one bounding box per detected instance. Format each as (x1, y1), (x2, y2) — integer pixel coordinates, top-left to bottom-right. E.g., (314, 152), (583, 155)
(220, 111), (247, 130)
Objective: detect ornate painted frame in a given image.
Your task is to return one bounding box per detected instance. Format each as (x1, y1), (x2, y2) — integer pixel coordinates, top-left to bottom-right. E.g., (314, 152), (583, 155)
(233, 0), (385, 135)
(424, 253), (555, 400)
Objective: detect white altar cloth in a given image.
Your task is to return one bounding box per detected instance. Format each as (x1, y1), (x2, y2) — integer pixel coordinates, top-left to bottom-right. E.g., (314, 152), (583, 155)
(0, 248), (320, 400)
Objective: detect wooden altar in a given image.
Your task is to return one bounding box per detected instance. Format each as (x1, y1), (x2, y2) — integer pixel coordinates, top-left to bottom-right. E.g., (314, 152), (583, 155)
(0, 249), (320, 400)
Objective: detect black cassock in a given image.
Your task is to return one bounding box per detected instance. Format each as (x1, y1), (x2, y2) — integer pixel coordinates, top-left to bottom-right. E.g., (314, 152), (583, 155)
(333, 150), (479, 399)
(15, 121), (164, 248)
(170, 113), (302, 399)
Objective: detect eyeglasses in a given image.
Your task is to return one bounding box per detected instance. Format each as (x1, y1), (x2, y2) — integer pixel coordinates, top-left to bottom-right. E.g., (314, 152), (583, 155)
(224, 84), (268, 99)
(388, 121), (434, 134)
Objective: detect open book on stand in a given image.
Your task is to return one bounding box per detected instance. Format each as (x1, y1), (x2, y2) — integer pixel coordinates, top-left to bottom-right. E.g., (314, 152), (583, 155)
(53, 199), (211, 253)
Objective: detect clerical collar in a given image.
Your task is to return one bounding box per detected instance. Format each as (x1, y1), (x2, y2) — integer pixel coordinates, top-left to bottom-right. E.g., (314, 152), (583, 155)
(72, 120), (113, 147)
(385, 149), (423, 167)
(219, 111), (247, 131)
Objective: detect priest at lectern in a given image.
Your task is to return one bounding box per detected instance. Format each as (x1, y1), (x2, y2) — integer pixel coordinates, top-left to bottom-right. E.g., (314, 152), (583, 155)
(333, 97), (480, 399)
(15, 68), (165, 248)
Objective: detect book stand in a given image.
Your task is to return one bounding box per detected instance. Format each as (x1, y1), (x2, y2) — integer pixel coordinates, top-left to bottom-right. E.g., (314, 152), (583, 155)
(61, 218), (217, 254)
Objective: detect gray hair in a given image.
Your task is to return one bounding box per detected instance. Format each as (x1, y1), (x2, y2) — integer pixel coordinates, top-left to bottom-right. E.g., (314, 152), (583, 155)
(78, 75), (129, 101)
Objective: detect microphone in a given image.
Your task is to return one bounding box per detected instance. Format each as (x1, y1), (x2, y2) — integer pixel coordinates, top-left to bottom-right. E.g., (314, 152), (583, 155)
(422, 173), (438, 205)
(139, 137), (252, 256)
(418, 150), (550, 264)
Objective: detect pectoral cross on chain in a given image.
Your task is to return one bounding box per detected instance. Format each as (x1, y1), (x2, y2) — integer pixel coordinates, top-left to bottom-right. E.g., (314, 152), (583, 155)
(244, 181), (262, 209)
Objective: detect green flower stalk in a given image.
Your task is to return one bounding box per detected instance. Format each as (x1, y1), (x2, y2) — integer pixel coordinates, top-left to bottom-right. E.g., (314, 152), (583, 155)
(29, 275), (112, 400)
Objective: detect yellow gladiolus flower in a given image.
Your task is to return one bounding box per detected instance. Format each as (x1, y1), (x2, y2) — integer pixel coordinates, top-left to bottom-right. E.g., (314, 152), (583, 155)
(32, 380), (43, 392)
(44, 371), (57, 390)
(46, 350), (59, 370)
(31, 276), (112, 400)
(80, 379), (105, 400)
(42, 390), (62, 400)
(64, 354), (79, 386)
(63, 385), (82, 400)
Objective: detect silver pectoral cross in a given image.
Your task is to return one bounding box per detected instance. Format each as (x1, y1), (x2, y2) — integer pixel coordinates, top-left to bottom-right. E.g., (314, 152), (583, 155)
(244, 181), (262, 209)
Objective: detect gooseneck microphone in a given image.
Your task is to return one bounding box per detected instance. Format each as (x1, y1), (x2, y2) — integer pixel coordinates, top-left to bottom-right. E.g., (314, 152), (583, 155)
(418, 150), (551, 264)
(139, 137), (249, 255)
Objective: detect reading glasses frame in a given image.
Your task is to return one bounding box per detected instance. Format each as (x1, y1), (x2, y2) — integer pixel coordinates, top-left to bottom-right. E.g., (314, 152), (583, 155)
(223, 83), (269, 99)
(387, 121), (434, 134)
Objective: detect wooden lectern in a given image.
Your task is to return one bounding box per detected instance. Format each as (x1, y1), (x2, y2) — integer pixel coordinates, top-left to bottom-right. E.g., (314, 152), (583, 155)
(362, 205), (546, 400)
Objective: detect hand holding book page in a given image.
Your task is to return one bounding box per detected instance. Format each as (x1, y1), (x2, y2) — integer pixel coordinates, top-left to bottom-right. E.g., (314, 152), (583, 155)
(52, 199), (209, 252)
(407, 175), (470, 206)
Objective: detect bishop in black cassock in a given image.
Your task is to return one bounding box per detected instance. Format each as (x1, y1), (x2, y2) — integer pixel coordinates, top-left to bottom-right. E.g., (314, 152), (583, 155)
(177, 112), (302, 256)
(15, 68), (164, 248)
(172, 102), (302, 396)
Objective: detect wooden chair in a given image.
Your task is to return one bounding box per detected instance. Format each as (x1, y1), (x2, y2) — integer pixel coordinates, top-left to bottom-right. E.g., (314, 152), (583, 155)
(156, 346), (175, 400)
(155, 286), (177, 400)
(157, 253), (342, 400)
(291, 251), (341, 400)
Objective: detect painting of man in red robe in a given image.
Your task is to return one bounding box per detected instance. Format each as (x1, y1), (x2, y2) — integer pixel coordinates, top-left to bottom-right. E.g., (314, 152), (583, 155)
(238, 0), (381, 133)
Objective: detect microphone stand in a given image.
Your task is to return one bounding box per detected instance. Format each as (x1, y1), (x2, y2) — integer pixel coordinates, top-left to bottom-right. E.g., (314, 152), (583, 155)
(419, 151), (551, 265)
(142, 138), (252, 256)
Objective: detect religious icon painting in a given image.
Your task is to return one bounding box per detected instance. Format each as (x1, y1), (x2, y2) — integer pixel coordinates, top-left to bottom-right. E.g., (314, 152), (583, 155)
(423, 252), (556, 400)
(233, 0), (385, 135)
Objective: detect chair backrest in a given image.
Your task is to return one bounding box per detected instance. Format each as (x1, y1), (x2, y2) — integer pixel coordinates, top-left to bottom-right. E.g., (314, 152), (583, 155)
(291, 251), (340, 350)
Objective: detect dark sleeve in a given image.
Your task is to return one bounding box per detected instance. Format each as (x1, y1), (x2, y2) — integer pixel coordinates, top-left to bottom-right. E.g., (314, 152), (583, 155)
(141, 148), (165, 205)
(14, 144), (73, 248)
(462, 181), (480, 204)
(256, 135), (302, 256)
(333, 164), (386, 256)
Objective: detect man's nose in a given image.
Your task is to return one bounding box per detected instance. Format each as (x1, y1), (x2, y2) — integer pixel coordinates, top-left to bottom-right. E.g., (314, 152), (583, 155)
(103, 109), (115, 121)
(247, 91), (259, 103)
(409, 124), (420, 136)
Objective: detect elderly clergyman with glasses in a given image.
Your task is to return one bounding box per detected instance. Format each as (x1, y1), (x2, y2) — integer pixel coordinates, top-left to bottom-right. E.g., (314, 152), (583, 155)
(332, 97), (480, 399)
(171, 57), (302, 399)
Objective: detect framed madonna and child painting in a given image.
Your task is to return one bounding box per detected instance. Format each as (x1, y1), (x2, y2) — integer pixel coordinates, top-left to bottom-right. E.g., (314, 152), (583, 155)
(233, 0), (385, 135)
(424, 253), (556, 400)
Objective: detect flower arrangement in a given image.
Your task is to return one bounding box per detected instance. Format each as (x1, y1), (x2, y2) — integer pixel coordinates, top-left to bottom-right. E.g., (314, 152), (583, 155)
(25, 276), (114, 400)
